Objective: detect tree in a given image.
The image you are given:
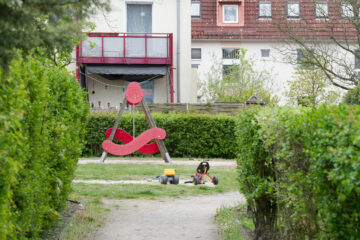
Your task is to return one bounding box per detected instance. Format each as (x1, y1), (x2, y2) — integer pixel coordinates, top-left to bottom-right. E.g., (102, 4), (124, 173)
(269, 0), (360, 91)
(0, 0), (109, 68)
(286, 63), (341, 106)
(344, 82), (360, 104)
(199, 49), (277, 104)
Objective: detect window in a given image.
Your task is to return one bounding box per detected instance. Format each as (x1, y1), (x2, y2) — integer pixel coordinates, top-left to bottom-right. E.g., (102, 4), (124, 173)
(223, 48), (240, 59)
(223, 5), (238, 23)
(127, 4), (152, 33)
(191, 48), (201, 59)
(259, 2), (272, 19)
(297, 48), (314, 65)
(297, 49), (304, 64)
(355, 50), (360, 69)
(191, 2), (201, 18)
(261, 49), (270, 58)
(315, 2), (329, 19)
(341, 2), (354, 18)
(287, 2), (300, 18)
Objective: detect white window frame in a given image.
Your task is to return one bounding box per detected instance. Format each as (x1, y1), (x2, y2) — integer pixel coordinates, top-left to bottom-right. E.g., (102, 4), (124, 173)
(191, 2), (201, 18)
(223, 5), (238, 23)
(259, 2), (272, 19)
(315, 2), (329, 19)
(341, 2), (354, 18)
(287, 2), (300, 19)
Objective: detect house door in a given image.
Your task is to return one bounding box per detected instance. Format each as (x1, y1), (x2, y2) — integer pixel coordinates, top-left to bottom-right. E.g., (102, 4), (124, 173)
(127, 4), (152, 33)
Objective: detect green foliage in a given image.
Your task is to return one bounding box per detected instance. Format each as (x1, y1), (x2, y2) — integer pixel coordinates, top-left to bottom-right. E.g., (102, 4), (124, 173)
(199, 49), (277, 104)
(344, 82), (360, 105)
(286, 64), (340, 106)
(0, 0), (108, 67)
(235, 107), (277, 239)
(216, 204), (254, 240)
(84, 112), (236, 159)
(0, 56), (88, 239)
(236, 105), (360, 239)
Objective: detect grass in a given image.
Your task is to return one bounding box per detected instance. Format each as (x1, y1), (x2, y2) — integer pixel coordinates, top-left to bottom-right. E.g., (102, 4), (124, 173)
(73, 163), (238, 200)
(60, 195), (108, 240)
(216, 204), (254, 240)
(80, 156), (235, 161)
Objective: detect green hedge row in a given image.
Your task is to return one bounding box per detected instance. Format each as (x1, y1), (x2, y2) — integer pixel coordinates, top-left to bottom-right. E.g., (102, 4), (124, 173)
(0, 57), (88, 239)
(236, 105), (360, 239)
(84, 112), (236, 159)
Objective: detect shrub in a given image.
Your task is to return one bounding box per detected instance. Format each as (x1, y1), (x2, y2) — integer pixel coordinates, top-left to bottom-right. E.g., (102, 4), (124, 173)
(0, 57), (88, 239)
(236, 105), (360, 239)
(84, 112), (236, 159)
(344, 83), (360, 105)
(235, 106), (277, 239)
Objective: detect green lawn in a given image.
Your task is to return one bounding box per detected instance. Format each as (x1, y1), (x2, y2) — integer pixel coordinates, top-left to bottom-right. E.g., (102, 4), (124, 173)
(72, 163), (238, 200)
(80, 156), (235, 161)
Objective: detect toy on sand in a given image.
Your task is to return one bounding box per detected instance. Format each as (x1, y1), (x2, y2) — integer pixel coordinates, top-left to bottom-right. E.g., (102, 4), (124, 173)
(159, 169), (179, 185)
(187, 161), (218, 185)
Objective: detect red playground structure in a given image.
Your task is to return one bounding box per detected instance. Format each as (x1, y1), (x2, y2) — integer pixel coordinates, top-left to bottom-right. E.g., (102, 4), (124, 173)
(99, 82), (172, 164)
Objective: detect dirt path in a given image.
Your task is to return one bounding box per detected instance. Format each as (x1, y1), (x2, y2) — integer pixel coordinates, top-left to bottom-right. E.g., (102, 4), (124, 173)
(78, 159), (236, 167)
(92, 191), (245, 240)
(73, 179), (216, 187)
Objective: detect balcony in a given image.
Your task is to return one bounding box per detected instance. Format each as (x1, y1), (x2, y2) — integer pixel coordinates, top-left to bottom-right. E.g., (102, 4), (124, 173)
(77, 32), (173, 65)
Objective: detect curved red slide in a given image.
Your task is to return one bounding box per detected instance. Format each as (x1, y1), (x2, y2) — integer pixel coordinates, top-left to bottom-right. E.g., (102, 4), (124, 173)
(105, 128), (160, 154)
(102, 128), (166, 156)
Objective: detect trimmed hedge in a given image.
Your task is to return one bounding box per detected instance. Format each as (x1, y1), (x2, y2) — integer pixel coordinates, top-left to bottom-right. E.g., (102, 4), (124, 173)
(236, 105), (360, 239)
(84, 112), (236, 159)
(0, 57), (88, 239)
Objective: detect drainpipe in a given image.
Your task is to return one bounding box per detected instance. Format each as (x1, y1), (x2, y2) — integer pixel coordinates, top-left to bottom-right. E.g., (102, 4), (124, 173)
(176, 0), (181, 103)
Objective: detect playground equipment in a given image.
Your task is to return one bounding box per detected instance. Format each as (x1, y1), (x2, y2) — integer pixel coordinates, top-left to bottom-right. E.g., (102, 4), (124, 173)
(100, 82), (172, 163)
(187, 161), (218, 185)
(159, 169), (179, 185)
(100, 82), (179, 184)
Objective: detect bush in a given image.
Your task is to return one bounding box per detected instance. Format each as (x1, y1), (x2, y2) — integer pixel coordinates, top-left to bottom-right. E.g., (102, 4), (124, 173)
(344, 83), (360, 105)
(0, 57), (88, 239)
(84, 112), (236, 159)
(236, 105), (360, 239)
(235, 106), (276, 239)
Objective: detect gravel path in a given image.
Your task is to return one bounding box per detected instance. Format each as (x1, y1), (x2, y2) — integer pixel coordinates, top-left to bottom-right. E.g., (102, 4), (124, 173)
(78, 159), (236, 167)
(92, 191), (245, 240)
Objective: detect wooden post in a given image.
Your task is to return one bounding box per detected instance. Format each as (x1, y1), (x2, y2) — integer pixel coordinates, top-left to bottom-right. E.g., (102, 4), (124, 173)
(140, 99), (172, 164)
(99, 97), (127, 163)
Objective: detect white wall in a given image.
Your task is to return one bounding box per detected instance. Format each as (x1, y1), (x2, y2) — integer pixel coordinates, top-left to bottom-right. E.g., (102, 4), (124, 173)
(191, 40), (353, 105)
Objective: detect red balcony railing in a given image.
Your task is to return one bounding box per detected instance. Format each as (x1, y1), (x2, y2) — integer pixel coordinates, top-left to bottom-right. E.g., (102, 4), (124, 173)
(76, 32), (173, 65)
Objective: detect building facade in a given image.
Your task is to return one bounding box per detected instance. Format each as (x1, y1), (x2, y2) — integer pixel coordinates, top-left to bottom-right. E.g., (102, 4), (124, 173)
(191, 0), (353, 104)
(74, 0), (196, 110)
